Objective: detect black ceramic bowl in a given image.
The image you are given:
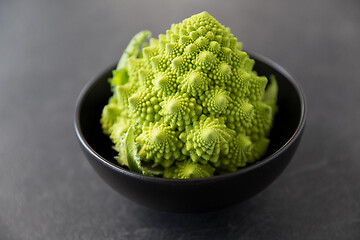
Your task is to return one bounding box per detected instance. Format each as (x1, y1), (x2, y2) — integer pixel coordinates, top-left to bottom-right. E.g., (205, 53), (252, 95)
(74, 52), (306, 212)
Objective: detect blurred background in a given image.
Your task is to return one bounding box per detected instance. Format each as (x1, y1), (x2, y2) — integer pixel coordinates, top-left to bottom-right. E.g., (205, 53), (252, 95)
(1, 0), (359, 239)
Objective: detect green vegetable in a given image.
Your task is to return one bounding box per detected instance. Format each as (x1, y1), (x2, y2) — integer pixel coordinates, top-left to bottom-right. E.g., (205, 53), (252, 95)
(124, 123), (164, 176)
(101, 11), (278, 179)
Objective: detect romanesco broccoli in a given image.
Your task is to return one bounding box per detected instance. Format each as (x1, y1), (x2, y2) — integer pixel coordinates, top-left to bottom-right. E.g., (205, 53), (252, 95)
(100, 11), (278, 179)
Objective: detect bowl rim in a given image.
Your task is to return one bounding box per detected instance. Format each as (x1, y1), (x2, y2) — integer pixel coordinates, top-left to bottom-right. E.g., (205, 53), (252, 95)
(74, 51), (307, 183)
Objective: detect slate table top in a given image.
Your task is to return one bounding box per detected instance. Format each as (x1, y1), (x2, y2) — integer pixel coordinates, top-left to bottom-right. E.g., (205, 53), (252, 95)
(1, 0), (359, 239)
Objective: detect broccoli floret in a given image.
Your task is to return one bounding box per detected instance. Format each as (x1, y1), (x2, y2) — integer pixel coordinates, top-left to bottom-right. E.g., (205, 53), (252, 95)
(164, 160), (215, 179)
(100, 11), (278, 179)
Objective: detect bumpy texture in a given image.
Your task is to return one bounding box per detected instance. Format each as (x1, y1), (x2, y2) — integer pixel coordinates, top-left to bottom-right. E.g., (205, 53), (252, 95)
(101, 12), (278, 179)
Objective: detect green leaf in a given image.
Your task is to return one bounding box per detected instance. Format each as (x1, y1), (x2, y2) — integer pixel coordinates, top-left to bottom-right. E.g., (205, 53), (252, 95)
(262, 75), (278, 105)
(124, 124), (143, 173)
(116, 30), (151, 71)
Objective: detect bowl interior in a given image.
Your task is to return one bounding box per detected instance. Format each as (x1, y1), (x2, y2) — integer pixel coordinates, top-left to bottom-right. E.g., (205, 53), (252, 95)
(77, 53), (304, 174)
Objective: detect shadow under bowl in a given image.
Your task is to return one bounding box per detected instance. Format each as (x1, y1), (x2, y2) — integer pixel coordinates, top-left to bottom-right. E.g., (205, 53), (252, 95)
(74, 52), (306, 212)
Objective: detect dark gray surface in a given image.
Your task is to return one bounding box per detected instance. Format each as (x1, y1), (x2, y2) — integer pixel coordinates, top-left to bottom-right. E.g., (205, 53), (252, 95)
(1, 0), (359, 239)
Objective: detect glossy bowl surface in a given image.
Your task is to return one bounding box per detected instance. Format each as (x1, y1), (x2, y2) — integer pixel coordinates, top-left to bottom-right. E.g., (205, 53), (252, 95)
(74, 52), (306, 212)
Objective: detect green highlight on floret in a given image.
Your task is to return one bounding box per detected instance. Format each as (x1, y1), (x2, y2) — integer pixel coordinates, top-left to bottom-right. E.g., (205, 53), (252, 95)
(100, 11), (278, 179)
